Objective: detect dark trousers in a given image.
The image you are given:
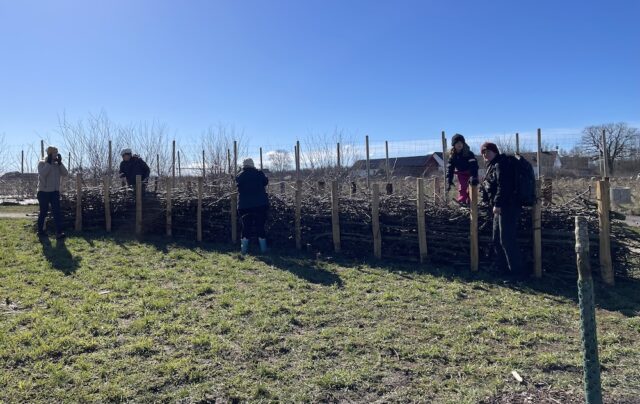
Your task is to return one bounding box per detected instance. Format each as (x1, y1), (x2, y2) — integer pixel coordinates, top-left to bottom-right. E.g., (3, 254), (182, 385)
(239, 206), (267, 239)
(37, 191), (63, 234)
(492, 204), (524, 275)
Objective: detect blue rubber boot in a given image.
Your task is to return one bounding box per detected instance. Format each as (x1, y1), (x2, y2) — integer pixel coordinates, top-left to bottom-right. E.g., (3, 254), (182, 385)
(258, 238), (268, 253)
(241, 238), (250, 255)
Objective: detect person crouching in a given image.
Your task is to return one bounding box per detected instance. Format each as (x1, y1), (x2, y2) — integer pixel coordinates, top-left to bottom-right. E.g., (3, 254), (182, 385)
(446, 133), (479, 204)
(37, 146), (68, 239)
(236, 158), (269, 254)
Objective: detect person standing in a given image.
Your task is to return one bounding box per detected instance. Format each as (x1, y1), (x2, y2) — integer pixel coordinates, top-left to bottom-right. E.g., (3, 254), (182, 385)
(446, 134), (479, 204)
(37, 146), (68, 239)
(480, 142), (526, 279)
(119, 148), (150, 188)
(236, 158), (269, 254)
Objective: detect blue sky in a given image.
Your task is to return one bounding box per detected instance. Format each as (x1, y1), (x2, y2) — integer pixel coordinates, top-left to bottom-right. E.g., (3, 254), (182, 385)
(1, 0), (638, 154)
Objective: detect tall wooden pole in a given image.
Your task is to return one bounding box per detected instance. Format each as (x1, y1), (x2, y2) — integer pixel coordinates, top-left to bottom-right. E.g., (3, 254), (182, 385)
(385, 140), (390, 182)
(515, 132), (520, 154)
(365, 135), (370, 189)
(202, 149), (206, 179)
(441, 131), (448, 204)
(537, 128), (542, 179)
(233, 141), (238, 177)
(295, 140), (301, 181)
(259, 147), (263, 170)
(108, 140), (112, 175)
(336, 142), (341, 170)
(40, 140), (44, 159)
(172, 140), (176, 182)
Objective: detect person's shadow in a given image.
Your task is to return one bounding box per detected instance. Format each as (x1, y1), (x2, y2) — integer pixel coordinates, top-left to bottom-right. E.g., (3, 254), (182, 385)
(39, 237), (81, 275)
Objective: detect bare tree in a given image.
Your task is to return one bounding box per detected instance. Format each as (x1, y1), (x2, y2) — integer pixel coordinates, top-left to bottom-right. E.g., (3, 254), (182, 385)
(0, 134), (10, 174)
(268, 149), (292, 172)
(580, 122), (639, 174)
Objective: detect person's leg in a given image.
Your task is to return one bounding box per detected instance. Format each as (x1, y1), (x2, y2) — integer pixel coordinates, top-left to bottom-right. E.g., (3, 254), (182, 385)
(492, 212), (509, 272)
(256, 207), (268, 252)
(499, 205), (524, 276)
(239, 209), (251, 240)
(456, 171), (470, 203)
(37, 191), (50, 234)
(50, 191), (64, 236)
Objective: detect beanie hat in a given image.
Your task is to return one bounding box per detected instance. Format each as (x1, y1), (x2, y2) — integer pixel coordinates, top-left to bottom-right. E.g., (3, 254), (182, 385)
(242, 158), (255, 168)
(480, 142), (499, 155)
(121, 148), (132, 156)
(46, 146), (58, 155)
(451, 134), (465, 147)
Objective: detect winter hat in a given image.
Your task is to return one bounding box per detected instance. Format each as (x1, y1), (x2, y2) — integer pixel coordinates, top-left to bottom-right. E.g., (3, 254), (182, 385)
(121, 148), (132, 156)
(242, 158), (255, 168)
(46, 146), (59, 155)
(451, 134), (465, 147)
(480, 142), (499, 155)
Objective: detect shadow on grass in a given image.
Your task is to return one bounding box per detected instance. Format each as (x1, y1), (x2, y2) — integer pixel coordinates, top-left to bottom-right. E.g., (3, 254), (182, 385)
(72, 229), (639, 316)
(39, 236), (81, 275)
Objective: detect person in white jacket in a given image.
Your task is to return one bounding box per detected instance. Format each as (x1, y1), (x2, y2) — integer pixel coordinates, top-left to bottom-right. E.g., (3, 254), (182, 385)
(37, 146), (68, 238)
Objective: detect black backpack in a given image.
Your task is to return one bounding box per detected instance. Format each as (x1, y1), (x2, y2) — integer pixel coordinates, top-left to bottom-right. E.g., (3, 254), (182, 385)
(506, 154), (537, 206)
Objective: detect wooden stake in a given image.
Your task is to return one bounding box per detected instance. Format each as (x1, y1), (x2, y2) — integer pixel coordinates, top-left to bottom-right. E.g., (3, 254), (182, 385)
(336, 142), (341, 169)
(104, 176), (111, 232)
(385, 140), (390, 182)
(166, 177), (172, 236)
(233, 140), (238, 177)
(202, 149), (206, 179)
(533, 179), (542, 278)
(295, 180), (302, 249)
(40, 140), (44, 158)
(365, 135), (370, 189)
(259, 147), (263, 170)
(172, 140), (176, 181)
(470, 184), (479, 272)
(230, 193), (238, 244)
(135, 175), (142, 236)
(197, 177), (203, 242)
(372, 183), (381, 259)
(597, 179), (614, 285)
(537, 128), (542, 179)
(331, 180), (341, 253)
(295, 140), (301, 181)
(441, 131), (448, 204)
(515, 132), (520, 154)
(108, 140), (112, 174)
(75, 174), (82, 231)
(417, 178), (427, 262)
(21, 150), (24, 174)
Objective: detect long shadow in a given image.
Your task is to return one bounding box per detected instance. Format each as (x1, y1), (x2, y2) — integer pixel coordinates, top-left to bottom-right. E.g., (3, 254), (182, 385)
(39, 236), (81, 275)
(71, 228), (639, 316)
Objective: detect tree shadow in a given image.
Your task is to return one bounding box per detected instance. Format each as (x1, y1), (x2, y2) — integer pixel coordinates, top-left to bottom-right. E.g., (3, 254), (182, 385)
(39, 236), (81, 275)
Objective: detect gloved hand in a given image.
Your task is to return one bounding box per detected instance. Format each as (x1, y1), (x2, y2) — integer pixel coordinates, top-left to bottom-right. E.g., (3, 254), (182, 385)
(470, 177), (479, 186)
(56, 154), (62, 164)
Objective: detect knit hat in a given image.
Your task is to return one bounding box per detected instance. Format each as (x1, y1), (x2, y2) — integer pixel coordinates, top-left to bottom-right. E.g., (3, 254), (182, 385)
(451, 134), (465, 147)
(480, 142), (499, 154)
(121, 148), (132, 156)
(46, 146), (58, 155)
(242, 158), (255, 168)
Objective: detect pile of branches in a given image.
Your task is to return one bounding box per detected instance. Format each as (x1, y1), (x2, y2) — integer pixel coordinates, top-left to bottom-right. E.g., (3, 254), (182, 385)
(57, 184), (638, 276)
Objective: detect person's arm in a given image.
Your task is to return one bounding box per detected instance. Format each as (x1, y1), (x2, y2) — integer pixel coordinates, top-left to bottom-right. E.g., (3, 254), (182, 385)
(494, 160), (514, 208)
(468, 152), (479, 185)
(261, 172), (269, 186)
(38, 160), (53, 177)
(119, 161), (126, 178)
(141, 160), (150, 180)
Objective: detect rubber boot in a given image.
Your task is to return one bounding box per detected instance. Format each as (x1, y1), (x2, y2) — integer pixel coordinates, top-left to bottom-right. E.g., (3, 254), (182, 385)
(258, 238), (268, 253)
(241, 238), (250, 255)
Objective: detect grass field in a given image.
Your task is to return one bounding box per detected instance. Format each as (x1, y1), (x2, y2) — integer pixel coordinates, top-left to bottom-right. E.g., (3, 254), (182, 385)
(1, 217), (639, 403)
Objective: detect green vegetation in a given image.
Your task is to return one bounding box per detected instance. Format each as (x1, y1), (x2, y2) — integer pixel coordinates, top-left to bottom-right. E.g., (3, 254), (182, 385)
(1, 218), (639, 402)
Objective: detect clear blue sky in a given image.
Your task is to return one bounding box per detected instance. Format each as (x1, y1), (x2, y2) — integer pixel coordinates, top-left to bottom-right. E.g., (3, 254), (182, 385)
(1, 0), (638, 150)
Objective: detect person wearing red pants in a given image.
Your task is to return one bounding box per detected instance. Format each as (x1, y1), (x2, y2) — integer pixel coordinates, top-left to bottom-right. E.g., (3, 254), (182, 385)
(446, 134), (479, 204)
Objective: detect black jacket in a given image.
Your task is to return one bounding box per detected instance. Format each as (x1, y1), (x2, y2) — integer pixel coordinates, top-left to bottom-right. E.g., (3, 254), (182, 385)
(447, 150), (479, 184)
(119, 156), (150, 186)
(236, 167), (269, 210)
(481, 154), (516, 208)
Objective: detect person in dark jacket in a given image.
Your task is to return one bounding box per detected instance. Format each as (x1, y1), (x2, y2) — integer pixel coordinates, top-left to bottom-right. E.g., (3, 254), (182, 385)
(119, 148), (150, 188)
(480, 142), (525, 279)
(236, 158), (269, 254)
(446, 134), (479, 204)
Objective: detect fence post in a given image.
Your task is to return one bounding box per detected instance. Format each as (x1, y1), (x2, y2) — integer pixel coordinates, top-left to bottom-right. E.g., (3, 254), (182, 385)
(166, 177), (173, 237)
(331, 180), (341, 253)
(295, 180), (302, 250)
(385, 140), (390, 183)
(104, 176), (111, 232)
(470, 184), (479, 272)
(75, 174), (82, 231)
(230, 193), (238, 244)
(233, 140), (238, 177)
(135, 175), (142, 236)
(336, 142), (341, 170)
(417, 178), (427, 263)
(259, 147), (263, 170)
(574, 216), (603, 404)
(515, 132), (520, 154)
(596, 179), (614, 285)
(533, 179), (542, 278)
(441, 131), (448, 205)
(372, 183), (381, 259)
(197, 177), (203, 242)
(365, 135), (370, 189)
(40, 140), (44, 158)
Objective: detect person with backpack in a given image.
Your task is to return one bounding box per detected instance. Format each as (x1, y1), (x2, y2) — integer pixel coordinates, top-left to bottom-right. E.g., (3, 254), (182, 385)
(37, 146), (68, 239)
(236, 158), (269, 254)
(480, 142), (526, 279)
(446, 134), (479, 204)
(119, 148), (150, 188)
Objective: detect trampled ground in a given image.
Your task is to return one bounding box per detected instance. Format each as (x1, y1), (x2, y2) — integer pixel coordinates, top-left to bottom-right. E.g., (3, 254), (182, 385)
(1, 217), (639, 403)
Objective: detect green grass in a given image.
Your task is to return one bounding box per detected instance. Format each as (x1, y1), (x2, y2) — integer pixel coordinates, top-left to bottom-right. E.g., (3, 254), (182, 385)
(0, 204), (38, 214)
(1, 218), (639, 402)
